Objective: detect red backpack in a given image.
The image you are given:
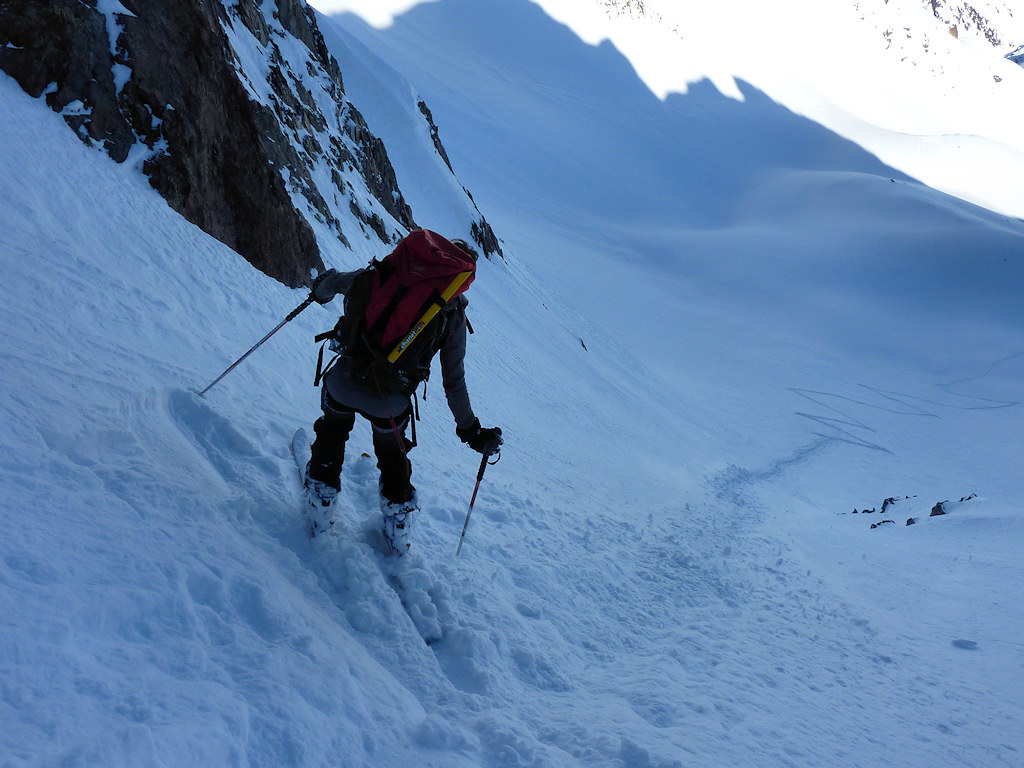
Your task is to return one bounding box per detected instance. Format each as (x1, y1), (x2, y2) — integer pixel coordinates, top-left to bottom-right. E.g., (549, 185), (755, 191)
(317, 230), (477, 395)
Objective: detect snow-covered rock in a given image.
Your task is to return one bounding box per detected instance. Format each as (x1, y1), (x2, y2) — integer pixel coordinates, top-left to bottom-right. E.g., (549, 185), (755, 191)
(0, 0), (500, 286)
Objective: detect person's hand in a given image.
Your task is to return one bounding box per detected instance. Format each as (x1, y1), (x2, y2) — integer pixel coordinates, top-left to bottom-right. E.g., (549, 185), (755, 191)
(311, 269), (339, 304)
(457, 419), (503, 455)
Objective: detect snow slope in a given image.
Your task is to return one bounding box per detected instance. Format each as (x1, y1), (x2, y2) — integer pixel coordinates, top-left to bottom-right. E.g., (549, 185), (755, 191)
(3, 0), (1024, 766)
(533, 0), (1024, 219)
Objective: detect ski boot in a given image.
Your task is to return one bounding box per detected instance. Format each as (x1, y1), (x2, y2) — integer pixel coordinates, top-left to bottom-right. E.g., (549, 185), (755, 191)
(379, 487), (418, 556)
(304, 461), (339, 535)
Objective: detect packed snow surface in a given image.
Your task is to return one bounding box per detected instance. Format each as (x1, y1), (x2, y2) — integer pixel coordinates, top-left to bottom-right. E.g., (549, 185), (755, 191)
(3, 0), (1024, 766)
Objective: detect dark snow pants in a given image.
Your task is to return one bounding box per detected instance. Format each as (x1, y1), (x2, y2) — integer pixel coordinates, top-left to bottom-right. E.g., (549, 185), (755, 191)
(308, 387), (414, 503)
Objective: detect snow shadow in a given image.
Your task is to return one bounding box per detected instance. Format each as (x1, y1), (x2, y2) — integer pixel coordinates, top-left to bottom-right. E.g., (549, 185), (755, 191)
(342, 0), (913, 227)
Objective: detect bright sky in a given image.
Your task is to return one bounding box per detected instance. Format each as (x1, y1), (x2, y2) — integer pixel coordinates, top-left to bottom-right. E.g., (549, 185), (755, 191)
(305, 0), (438, 27)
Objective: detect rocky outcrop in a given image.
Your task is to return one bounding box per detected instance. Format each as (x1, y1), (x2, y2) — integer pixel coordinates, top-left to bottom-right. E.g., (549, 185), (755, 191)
(0, 1), (136, 161)
(600, 0), (679, 35)
(418, 100), (454, 174)
(471, 218), (503, 258)
(925, 1), (1003, 47)
(0, 0), (425, 286)
(415, 100), (503, 259)
(127, 0), (328, 287)
(849, 492), (977, 529)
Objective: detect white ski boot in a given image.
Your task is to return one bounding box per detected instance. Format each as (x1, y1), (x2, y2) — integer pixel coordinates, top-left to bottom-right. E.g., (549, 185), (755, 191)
(304, 462), (339, 535)
(379, 488), (418, 556)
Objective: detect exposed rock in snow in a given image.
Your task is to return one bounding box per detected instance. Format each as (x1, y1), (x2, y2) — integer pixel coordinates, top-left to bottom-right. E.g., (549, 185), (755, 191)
(923, 0), (1005, 47)
(844, 0), (1022, 73)
(0, 0), (501, 285)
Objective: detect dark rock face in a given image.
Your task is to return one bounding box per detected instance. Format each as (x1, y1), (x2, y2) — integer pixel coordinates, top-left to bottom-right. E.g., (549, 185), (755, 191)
(125, 0), (322, 287)
(471, 218), (503, 259)
(0, 0), (425, 286)
(0, 0), (136, 161)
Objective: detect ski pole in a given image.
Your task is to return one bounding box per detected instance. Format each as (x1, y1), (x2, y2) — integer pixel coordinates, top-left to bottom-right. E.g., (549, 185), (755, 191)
(456, 452), (492, 556)
(198, 293), (315, 397)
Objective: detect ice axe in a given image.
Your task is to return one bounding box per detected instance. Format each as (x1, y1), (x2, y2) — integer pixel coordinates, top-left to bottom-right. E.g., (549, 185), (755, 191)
(456, 450), (499, 556)
(198, 293), (315, 397)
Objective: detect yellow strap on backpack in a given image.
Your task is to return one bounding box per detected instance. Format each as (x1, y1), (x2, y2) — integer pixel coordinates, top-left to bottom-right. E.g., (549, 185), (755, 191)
(386, 271), (473, 364)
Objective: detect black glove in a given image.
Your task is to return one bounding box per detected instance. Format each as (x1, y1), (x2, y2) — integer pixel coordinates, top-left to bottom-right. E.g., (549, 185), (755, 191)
(311, 268), (339, 304)
(457, 418), (503, 455)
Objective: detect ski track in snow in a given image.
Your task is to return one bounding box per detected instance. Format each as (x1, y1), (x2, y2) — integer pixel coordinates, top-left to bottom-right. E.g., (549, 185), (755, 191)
(162, 378), (1020, 767)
